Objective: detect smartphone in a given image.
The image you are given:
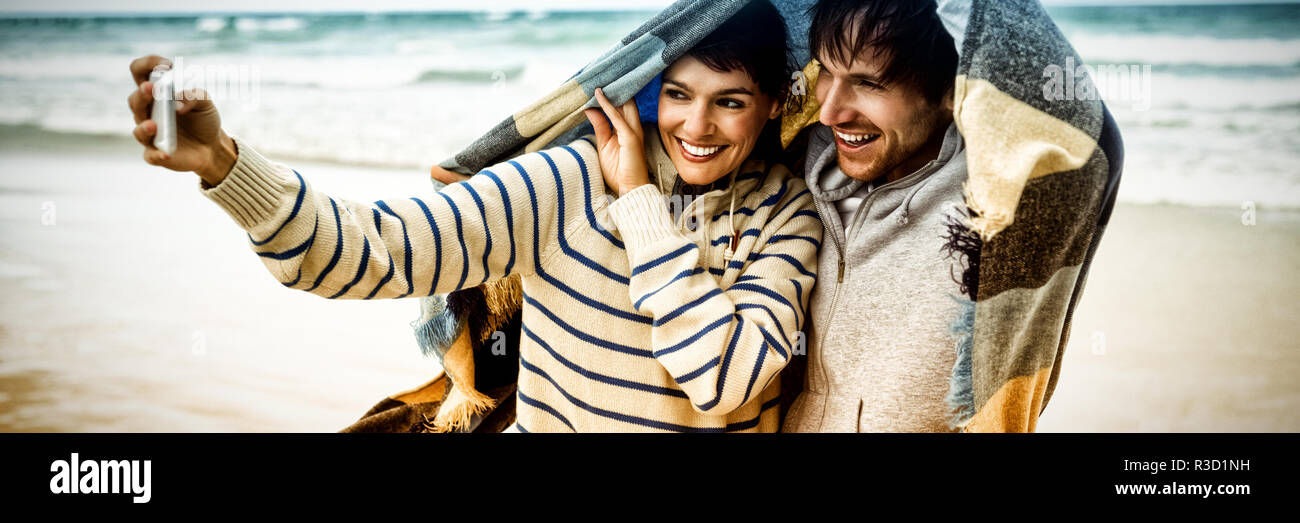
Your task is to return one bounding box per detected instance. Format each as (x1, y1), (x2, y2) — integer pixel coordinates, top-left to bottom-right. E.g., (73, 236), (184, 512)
(149, 66), (177, 155)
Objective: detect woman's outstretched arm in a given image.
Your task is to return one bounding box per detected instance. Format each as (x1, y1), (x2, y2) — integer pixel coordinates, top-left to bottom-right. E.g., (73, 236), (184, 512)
(198, 136), (559, 299)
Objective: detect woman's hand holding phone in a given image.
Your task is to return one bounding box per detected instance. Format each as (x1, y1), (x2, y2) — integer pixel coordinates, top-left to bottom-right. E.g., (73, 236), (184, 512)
(127, 54), (238, 187)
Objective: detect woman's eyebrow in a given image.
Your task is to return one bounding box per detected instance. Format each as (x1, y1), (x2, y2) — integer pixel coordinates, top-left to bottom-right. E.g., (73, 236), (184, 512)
(664, 78), (754, 97)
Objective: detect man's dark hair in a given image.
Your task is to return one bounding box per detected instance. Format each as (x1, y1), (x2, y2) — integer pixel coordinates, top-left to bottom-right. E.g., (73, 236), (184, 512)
(685, 0), (794, 105)
(808, 0), (958, 103)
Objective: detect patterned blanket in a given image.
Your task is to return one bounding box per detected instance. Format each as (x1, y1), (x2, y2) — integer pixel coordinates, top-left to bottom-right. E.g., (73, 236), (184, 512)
(343, 0), (1122, 433)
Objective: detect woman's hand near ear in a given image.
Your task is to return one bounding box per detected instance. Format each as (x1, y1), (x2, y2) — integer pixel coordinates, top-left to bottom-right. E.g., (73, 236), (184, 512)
(583, 88), (650, 197)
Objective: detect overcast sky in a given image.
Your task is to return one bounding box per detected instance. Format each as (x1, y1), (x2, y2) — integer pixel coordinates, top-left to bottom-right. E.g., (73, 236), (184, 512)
(0, 0), (1293, 15)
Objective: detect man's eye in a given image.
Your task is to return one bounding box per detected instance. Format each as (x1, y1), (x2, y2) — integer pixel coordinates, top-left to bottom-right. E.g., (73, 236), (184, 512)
(857, 79), (882, 90)
(718, 98), (745, 109)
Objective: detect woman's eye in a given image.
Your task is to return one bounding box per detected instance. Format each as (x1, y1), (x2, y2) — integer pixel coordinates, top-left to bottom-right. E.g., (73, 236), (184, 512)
(718, 98), (745, 109)
(665, 89), (687, 100)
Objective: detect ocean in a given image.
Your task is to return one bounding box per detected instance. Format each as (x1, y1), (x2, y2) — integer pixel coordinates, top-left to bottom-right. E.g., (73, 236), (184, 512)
(1, 3), (1297, 209)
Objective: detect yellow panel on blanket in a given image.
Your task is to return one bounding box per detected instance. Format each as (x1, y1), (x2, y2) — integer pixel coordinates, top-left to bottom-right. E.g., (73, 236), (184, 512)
(952, 75), (1098, 240)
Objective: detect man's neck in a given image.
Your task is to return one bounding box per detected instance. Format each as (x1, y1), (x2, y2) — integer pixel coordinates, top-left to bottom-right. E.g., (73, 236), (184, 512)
(881, 120), (952, 184)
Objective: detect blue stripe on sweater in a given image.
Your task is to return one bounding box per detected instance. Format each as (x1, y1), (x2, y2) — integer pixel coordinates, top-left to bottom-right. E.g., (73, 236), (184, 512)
(364, 246), (396, 299)
(364, 208), (398, 298)
(436, 192), (470, 291)
(249, 169), (306, 246)
(774, 188), (812, 218)
(280, 213), (318, 287)
(758, 324), (789, 360)
(735, 302), (790, 349)
(709, 176), (790, 223)
(481, 170), (516, 276)
(631, 243), (695, 277)
(728, 282), (800, 327)
(516, 389), (576, 432)
(559, 144), (623, 250)
(524, 325), (687, 399)
(710, 228), (760, 247)
(676, 355), (720, 384)
(653, 288), (722, 327)
(791, 209), (819, 221)
(462, 183), (493, 286)
(767, 234), (820, 249)
(409, 197), (443, 297)
(723, 396), (780, 432)
(790, 278), (804, 324)
(741, 339), (768, 404)
(524, 294), (652, 358)
(634, 267), (705, 310)
(694, 316), (744, 412)
(328, 236), (370, 299)
(305, 198), (345, 293)
(509, 160), (649, 325)
(375, 201), (413, 298)
(748, 252), (816, 279)
(653, 314), (732, 358)
(519, 355), (728, 433)
(254, 216), (314, 261)
(537, 151), (629, 285)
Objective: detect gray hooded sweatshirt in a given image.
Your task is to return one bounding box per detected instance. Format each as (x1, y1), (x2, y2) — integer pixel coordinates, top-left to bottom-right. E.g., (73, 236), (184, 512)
(782, 122), (970, 433)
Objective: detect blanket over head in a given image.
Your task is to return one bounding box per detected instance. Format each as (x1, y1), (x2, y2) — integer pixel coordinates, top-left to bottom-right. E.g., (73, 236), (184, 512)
(342, 0), (1122, 433)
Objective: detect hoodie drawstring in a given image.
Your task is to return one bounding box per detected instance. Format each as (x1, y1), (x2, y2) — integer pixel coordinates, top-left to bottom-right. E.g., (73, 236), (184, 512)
(724, 170), (739, 260)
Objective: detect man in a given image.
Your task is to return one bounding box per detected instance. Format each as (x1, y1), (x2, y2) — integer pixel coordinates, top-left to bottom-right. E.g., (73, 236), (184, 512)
(782, 0), (1121, 433)
(779, 0), (969, 432)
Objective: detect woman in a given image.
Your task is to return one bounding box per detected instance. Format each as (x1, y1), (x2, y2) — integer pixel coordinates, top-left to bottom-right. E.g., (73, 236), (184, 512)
(126, 0), (820, 432)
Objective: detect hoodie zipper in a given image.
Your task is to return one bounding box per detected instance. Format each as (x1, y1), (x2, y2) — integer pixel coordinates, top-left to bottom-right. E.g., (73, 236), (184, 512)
(810, 166), (931, 400)
(811, 195), (845, 403)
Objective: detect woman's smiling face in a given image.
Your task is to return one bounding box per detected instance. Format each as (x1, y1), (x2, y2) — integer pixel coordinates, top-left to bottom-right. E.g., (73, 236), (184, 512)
(657, 55), (781, 186)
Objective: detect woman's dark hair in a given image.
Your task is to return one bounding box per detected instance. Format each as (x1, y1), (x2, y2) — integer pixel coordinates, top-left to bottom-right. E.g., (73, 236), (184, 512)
(808, 0), (957, 103)
(683, 0), (795, 110)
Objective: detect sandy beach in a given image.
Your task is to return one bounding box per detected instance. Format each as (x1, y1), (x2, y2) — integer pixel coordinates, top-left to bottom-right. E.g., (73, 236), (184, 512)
(0, 134), (440, 432)
(1, 132), (1297, 432)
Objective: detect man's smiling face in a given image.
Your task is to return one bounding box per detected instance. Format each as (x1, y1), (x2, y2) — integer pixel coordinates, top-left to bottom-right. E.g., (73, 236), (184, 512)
(814, 48), (953, 184)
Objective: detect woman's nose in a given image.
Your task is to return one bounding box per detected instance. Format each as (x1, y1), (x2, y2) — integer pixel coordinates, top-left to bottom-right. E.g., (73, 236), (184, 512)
(682, 102), (714, 138)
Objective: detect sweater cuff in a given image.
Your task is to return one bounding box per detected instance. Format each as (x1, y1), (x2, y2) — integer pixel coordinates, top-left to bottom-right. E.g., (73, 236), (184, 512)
(607, 184), (679, 250)
(198, 135), (299, 231)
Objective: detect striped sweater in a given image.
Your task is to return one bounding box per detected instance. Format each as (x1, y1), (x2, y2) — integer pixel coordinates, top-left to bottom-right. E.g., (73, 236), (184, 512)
(199, 134), (821, 432)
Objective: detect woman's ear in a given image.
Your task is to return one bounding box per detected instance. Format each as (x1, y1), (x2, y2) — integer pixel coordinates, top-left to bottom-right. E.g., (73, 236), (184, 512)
(767, 96), (782, 120)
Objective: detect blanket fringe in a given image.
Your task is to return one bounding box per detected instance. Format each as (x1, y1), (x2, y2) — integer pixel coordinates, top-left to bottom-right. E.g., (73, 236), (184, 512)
(945, 295), (976, 431)
(421, 385), (497, 433)
(478, 275), (523, 344)
(411, 295), (463, 359)
(962, 179), (1014, 242)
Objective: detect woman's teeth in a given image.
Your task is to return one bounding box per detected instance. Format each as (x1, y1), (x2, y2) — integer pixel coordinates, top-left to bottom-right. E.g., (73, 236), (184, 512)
(680, 139), (724, 158)
(835, 129), (879, 147)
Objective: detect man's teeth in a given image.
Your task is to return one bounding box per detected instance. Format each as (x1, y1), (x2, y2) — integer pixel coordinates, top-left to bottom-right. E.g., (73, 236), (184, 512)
(682, 141), (723, 157)
(835, 130), (878, 146)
